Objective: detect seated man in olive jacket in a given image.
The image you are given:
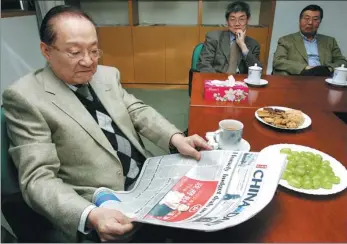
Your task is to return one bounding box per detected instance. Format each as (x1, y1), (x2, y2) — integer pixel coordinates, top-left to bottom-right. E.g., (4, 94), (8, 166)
(273, 4), (347, 76)
(197, 1), (262, 74)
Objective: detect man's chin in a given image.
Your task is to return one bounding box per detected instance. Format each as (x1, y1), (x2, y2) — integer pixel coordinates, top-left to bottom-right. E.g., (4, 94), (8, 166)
(229, 28), (245, 34)
(76, 74), (94, 83)
(72, 78), (91, 85)
(302, 30), (316, 37)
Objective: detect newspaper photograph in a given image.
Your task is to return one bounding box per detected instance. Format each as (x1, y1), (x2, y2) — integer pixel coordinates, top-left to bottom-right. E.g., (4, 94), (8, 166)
(92, 150), (286, 231)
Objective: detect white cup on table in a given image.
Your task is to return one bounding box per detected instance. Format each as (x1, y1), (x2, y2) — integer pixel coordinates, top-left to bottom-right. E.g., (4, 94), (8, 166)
(214, 120), (243, 149)
(247, 63), (262, 84)
(332, 64), (347, 84)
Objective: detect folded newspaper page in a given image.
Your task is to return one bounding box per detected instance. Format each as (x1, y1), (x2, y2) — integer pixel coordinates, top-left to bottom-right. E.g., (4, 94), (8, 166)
(92, 150), (286, 231)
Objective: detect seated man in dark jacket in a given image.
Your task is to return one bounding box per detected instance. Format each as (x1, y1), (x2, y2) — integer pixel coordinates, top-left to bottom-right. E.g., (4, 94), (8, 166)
(197, 1), (262, 74)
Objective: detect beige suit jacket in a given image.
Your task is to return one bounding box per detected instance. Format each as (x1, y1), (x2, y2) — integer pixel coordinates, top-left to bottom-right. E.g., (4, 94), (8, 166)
(2, 65), (181, 241)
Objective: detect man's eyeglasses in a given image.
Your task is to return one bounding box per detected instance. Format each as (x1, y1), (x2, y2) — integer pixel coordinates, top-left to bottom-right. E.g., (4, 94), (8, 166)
(229, 18), (247, 25)
(50, 45), (103, 61)
(301, 16), (321, 23)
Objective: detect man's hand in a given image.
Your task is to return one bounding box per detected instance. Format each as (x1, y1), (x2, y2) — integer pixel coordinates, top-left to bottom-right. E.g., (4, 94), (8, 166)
(87, 208), (134, 242)
(170, 133), (212, 161)
(235, 29), (248, 54)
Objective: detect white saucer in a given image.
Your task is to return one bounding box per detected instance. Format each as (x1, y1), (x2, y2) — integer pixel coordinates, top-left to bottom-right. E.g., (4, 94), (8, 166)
(215, 135), (251, 151)
(244, 78), (268, 87)
(325, 78), (347, 87)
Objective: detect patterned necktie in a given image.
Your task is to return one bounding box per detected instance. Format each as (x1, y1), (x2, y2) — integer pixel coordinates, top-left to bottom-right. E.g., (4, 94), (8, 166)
(76, 85), (94, 101)
(227, 42), (240, 74)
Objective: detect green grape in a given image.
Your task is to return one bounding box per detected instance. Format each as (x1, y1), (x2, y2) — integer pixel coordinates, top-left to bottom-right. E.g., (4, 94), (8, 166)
(294, 167), (306, 176)
(294, 155), (302, 162)
(288, 178), (301, 188)
(311, 165), (319, 172)
(315, 160), (323, 167)
(287, 161), (296, 166)
(295, 159), (304, 165)
(280, 149), (340, 190)
(287, 155), (295, 161)
(296, 163), (306, 170)
(287, 162), (296, 170)
(287, 175), (296, 183)
(305, 161), (314, 168)
(303, 175), (311, 181)
(317, 171), (326, 178)
(322, 160), (330, 166)
(281, 173), (289, 180)
(330, 176), (340, 184)
(289, 159), (298, 165)
(322, 165), (333, 172)
(322, 176), (330, 183)
(280, 148), (292, 154)
(312, 174), (321, 181)
(306, 156), (312, 161)
(309, 170), (318, 177)
(281, 171), (291, 180)
(319, 168), (329, 176)
(305, 166), (315, 175)
(302, 180), (312, 189)
(295, 176), (303, 184)
(321, 181), (333, 189)
(315, 154), (323, 162)
(305, 152), (315, 158)
(312, 179), (321, 189)
(302, 156), (311, 162)
(327, 171), (335, 177)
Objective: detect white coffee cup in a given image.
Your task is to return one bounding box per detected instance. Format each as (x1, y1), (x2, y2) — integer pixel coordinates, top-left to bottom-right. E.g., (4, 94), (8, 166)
(332, 64), (347, 84)
(215, 120), (243, 149)
(247, 63), (262, 84)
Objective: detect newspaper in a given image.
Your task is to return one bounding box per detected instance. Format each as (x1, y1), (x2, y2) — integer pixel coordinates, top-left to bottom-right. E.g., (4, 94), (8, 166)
(92, 150), (287, 231)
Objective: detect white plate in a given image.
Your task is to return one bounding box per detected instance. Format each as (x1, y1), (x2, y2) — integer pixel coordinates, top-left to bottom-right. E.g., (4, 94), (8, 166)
(244, 78), (268, 87)
(255, 106), (311, 130)
(260, 144), (347, 195)
(325, 78), (347, 87)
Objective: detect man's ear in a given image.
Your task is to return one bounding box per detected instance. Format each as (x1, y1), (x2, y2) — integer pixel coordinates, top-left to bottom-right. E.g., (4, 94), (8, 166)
(40, 42), (51, 61)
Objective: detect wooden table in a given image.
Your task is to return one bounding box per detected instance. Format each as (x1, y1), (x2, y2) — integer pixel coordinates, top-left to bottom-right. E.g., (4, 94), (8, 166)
(191, 73), (347, 112)
(185, 73), (347, 242)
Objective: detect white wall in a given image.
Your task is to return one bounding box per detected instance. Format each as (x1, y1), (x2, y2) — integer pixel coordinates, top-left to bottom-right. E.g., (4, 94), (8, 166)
(267, 1), (347, 74)
(1, 15), (45, 97)
(203, 0), (260, 26)
(81, 0), (129, 26)
(82, 0), (261, 26)
(138, 1), (198, 25)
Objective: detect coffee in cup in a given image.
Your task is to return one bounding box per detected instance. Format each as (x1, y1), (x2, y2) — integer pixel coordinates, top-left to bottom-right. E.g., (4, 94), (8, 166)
(215, 119), (243, 149)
